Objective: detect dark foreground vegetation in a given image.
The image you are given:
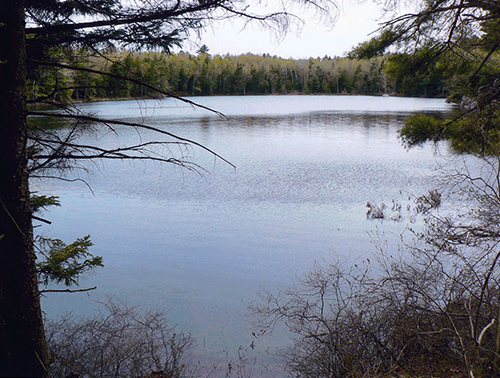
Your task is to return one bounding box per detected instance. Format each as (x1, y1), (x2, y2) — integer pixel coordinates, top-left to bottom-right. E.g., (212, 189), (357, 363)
(46, 300), (197, 378)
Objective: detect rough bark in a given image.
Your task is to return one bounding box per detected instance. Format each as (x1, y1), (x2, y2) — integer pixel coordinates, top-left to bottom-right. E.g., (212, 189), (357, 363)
(0, 1), (50, 376)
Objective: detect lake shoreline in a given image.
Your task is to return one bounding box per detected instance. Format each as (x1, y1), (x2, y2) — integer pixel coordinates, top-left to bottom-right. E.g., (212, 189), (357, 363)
(65, 91), (447, 105)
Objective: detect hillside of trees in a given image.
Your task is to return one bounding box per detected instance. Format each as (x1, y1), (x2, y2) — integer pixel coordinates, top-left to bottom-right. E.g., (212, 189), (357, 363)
(30, 47), (453, 102)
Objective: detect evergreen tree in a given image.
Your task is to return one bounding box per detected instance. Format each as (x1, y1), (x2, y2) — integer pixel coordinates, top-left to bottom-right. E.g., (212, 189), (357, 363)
(350, 0), (500, 153)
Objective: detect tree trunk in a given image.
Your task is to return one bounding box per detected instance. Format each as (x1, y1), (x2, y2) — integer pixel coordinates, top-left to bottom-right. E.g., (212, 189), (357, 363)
(0, 1), (50, 376)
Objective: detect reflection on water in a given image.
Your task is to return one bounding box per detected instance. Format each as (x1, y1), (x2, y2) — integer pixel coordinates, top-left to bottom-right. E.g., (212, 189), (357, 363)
(36, 95), (455, 373)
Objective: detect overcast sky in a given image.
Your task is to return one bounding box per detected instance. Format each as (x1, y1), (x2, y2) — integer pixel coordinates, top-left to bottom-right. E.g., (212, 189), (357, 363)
(185, 1), (386, 59)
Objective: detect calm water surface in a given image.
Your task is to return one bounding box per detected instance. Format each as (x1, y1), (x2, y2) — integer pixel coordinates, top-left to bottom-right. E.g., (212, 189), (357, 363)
(36, 95), (456, 373)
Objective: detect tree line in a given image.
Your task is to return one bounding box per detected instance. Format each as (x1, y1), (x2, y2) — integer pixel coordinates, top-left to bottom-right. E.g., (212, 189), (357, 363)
(31, 47), (454, 102)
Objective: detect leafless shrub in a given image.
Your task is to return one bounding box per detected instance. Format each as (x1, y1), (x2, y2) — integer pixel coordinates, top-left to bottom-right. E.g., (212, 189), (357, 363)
(45, 299), (196, 378)
(415, 189), (441, 214)
(252, 247), (500, 377)
(250, 259), (388, 378)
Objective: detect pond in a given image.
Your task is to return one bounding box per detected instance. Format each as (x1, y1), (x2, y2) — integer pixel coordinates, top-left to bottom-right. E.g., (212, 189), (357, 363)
(36, 95), (456, 374)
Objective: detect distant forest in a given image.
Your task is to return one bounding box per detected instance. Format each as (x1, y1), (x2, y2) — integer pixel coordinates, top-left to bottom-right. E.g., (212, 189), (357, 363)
(31, 47), (452, 102)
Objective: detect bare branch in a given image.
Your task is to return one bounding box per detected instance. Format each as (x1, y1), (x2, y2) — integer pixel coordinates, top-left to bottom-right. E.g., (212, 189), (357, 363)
(40, 286), (97, 294)
(28, 110), (235, 168)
